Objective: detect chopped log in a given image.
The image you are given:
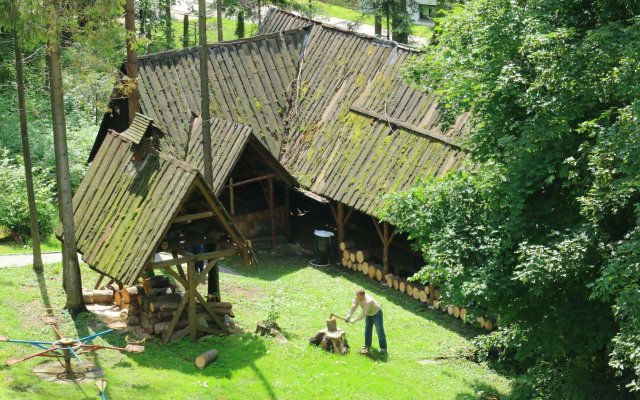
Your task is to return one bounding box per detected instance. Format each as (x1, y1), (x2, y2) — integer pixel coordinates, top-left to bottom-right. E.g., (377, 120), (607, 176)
(195, 349), (219, 369)
(393, 277), (400, 290)
(82, 289), (114, 304)
(170, 326), (190, 341)
(432, 300), (441, 310)
(484, 320), (493, 331)
(433, 288), (441, 300)
(143, 276), (171, 293)
(424, 286), (430, 296)
(349, 252), (356, 263)
(406, 284), (414, 297)
(347, 260), (353, 269)
(342, 250), (351, 261)
(339, 241), (354, 251)
(440, 302), (448, 312)
(453, 306), (460, 319)
(419, 290), (428, 303)
(477, 316), (485, 327)
(368, 264), (376, 279)
(412, 287), (421, 300)
(149, 295), (184, 313)
(399, 281), (406, 293)
(447, 305), (454, 315)
(460, 308), (467, 321)
(341, 258), (348, 267)
(375, 268), (383, 281)
(361, 264), (368, 275)
(154, 319), (188, 334)
(114, 291), (122, 306)
(355, 250), (370, 263)
(122, 285), (144, 304)
(385, 273), (393, 287)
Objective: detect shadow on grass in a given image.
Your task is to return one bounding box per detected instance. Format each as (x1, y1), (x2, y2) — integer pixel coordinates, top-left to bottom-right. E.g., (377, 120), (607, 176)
(227, 249), (311, 281)
(267, 260), (483, 342)
(452, 375), (512, 400)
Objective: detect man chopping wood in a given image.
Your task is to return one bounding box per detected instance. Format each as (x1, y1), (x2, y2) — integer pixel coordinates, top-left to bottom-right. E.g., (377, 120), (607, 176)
(345, 289), (387, 354)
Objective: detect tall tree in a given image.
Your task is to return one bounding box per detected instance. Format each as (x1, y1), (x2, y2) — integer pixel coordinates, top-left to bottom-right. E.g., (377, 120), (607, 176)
(216, 0), (224, 41)
(12, 13), (43, 271)
(360, 0), (414, 43)
(199, 0), (213, 187)
(125, 0), (140, 123)
(47, 3), (85, 315)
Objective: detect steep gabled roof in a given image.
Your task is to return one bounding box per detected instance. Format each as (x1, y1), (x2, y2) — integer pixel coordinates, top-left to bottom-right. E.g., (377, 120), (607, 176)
(66, 130), (250, 286)
(133, 29), (307, 158)
(260, 9), (468, 216)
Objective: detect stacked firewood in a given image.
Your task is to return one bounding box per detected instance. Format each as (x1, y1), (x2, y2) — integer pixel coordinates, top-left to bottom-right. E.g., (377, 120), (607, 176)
(338, 241), (495, 331)
(339, 241), (383, 282)
(82, 275), (235, 339)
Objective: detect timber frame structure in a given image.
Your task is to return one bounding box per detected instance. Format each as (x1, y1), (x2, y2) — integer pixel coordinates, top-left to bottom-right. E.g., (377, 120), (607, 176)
(63, 121), (255, 342)
(89, 9), (469, 277)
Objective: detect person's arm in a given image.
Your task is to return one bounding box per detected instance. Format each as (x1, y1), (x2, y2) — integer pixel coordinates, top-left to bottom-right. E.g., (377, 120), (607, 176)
(345, 298), (358, 321)
(350, 301), (368, 323)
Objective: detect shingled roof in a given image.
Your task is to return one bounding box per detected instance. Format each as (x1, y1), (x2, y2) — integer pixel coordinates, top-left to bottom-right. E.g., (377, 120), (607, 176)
(91, 9), (468, 221)
(260, 9), (468, 216)
(66, 130), (251, 286)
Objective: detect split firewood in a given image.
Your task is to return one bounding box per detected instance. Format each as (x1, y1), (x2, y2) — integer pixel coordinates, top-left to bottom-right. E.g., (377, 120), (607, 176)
(82, 289), (114, 304)
(154, 319), (188, 334)
(355, 250), (369, 263)
(195, 349), (219, 369)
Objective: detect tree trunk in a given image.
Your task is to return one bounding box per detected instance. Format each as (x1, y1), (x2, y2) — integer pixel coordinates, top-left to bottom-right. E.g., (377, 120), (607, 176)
(183, 14), (189, 47)
(14, 35), (43, 271)
(374, 15), (382, 37)
(235, 11), (245, 39)
(163, 0), (173, 49)
(125, 0), (140, 124)
(216, 0), (223, 41)
(391, 0), (409, 44)
(199, 0), (214, 186)
(47, 9), (85, 316)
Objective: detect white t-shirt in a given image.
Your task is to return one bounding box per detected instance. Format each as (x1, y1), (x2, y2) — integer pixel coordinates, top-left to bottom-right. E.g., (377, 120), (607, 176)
(346, 294), (381, 323)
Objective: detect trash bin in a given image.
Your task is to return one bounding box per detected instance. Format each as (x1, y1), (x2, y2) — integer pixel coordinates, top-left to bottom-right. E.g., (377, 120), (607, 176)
(311, 230), (334, 267)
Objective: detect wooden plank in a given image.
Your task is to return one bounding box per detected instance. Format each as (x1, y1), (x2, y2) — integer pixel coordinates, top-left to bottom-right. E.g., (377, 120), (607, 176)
(173, 211), (214, 224)
(146, 248), (239, 270)
(188, 262), (197, 341)
(222, 173), (275, 189)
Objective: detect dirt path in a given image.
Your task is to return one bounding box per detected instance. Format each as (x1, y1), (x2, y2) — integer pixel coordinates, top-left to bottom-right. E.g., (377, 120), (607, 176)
(0, 253), (64, 268)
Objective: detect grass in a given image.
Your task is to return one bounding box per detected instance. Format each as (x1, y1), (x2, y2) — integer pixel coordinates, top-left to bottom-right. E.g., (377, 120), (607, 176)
(0, 250), (511, 399)
(306, 1), (433, 40)
(0, 235), (61, 256)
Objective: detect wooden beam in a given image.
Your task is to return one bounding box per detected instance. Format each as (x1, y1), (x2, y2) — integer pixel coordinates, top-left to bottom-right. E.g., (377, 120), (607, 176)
(269, 177), (276, 249)
(94, 274), (106, 290)
(194, 179), (245, 250)
(188, 263), (197, 342)
(284, 186), (292, 242)
(162, 236), (220, 252)
(344, 207), (355, 226)
(350, 104), (462, 150)
(228, 177), (235, 215)
(372, 218), (384, 243)
(383, 222), (390, 276)
(335, 202), (344, 243)
(221, 173), (275, 189)
(173, 211), (214, 224)
(164, 265), (188, 288)
(146, 248), (239, 270)
(194, 291), (227, 332)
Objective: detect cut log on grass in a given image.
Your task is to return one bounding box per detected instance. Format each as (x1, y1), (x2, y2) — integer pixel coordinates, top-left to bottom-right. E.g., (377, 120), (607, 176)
(195, 349), (219, 369)
(453, 306), (460, 319)
(355, 250), (369, 263)
(419, 290), (428, 303)
(339, 241), (354, 251)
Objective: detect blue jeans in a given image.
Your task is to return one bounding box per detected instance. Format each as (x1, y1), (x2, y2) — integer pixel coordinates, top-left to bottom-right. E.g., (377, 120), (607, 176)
(364, 309), (387, 350)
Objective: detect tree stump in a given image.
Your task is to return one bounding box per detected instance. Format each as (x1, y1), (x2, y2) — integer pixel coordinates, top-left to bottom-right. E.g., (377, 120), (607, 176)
(309, 329), (349, 355)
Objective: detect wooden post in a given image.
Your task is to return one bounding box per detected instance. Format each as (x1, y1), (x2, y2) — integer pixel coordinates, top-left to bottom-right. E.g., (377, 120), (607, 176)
(269, 177), (275, 249)
(337, 203), (345, 243)
(228, 177), (235, 215)
(188, 262), (197, 342)
(182, 14), (189, 48)
(372, 219), (396, 276)
(284, 185), (292, 242)
(207, 259), (220, 302)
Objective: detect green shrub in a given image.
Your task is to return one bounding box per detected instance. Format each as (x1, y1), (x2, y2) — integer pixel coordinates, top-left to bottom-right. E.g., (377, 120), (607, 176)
(0, 150), (57, 242)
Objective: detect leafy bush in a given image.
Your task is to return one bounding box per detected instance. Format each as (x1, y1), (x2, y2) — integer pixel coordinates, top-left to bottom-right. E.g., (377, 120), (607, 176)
(384, 0), (640, 397)
(0, 150), (57, 242)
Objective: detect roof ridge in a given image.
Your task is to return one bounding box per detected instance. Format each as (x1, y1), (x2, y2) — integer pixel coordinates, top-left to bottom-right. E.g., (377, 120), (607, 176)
(265, 7), (422, 53)
(136, 28), (309, 62)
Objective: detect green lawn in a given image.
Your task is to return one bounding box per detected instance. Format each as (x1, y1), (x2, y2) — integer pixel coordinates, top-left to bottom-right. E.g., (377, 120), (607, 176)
(307, 1), (433, 40)
(0, 251), (510, 399)
(0, 234), (61, 255)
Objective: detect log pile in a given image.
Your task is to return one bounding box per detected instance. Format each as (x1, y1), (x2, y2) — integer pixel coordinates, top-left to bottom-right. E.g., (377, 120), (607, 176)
(83, 275), (235, 338)
(338, 241), (495, 331)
